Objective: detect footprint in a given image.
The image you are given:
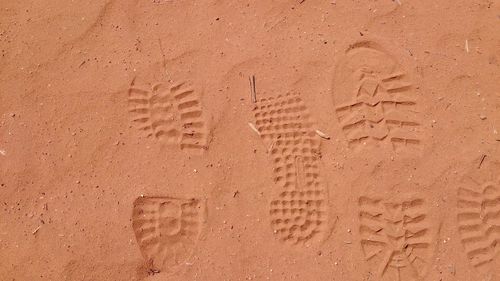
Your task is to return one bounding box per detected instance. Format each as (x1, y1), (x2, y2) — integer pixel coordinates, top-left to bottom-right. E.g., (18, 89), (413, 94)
(253, 93), (328, 245)
(333, 41), (422, 152)
(128, 80), (208, 153)
(457, 178), (500, 269)
(132, 196), (205, 275)
(358, 196), (435, 281)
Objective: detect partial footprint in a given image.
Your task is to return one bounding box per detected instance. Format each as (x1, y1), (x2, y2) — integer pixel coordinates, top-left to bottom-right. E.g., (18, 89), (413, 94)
(457, 178), (500, 269)
(128, 80), (208, 154)
(132, 196), (205, 274)
(358, 195), (436, 281)
(333, 40), (422, 152)
(253, 93), (328, 245)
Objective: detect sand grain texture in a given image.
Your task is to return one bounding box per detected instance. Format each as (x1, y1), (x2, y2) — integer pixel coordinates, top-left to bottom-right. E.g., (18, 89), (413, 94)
(0, 0), (499, 280)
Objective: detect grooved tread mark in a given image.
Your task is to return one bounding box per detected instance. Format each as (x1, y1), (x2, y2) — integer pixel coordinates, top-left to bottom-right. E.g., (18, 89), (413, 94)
(335, 42), (422, 151)
(358, 196), (434, 280)
(457, 179), (500, 268)
(128, 81), (208, 153)
(132, 196), (205, 273)
(253, 93), (327, 245)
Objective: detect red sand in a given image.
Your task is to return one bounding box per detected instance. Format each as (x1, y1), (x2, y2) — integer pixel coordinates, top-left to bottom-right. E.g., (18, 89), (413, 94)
(1, 1), (499, 280)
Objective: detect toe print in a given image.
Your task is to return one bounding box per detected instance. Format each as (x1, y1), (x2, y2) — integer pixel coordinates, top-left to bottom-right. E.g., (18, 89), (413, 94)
(333, 41), (422, 152)
(128, 80), (208, 154)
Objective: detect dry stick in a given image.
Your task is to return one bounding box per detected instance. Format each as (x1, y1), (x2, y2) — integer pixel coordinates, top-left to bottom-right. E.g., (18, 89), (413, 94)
(316, 129), (330, 140)
(252, 75), (256, 100)
(248, 122), (260, 136)
(158, 38), (168, 74)
(32, 226), (41, 235)
(478, 154), (486, 169)
(248, 77), (253, 102)
(268, 141), (275, 154)
(249, 75), (257, 103)
(129, 76), (137, 88)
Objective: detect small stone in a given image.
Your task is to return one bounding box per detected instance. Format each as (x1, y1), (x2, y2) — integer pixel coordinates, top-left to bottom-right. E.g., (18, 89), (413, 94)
(479, 115), (487, 120)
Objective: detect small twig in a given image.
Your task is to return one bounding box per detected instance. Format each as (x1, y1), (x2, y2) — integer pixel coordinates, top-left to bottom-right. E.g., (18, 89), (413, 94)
(130, 76), (137, 88)
(465, 40), (469, 53)
(315, 129), (330, 140)
(478, 154), (486, 169)
(252, 76), (256, 100)
(158, 38), (167, 70)
(248, 77), (253, 102)
(249, 75), (256, 103)
(32, 226), (41, 235)
(268, 141), (275, 153)
(248, 122), (261, 136)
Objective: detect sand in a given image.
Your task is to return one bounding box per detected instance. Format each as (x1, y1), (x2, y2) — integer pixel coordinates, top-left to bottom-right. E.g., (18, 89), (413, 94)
(1, 0), (499, 280)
